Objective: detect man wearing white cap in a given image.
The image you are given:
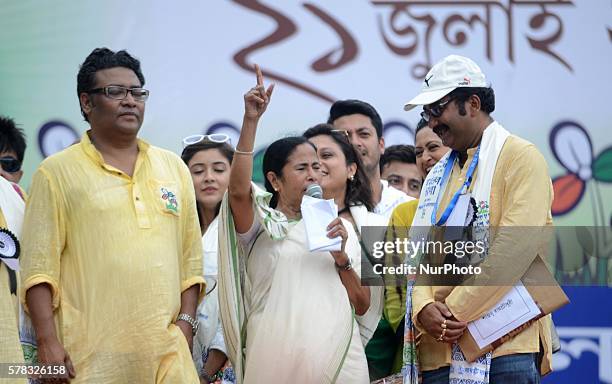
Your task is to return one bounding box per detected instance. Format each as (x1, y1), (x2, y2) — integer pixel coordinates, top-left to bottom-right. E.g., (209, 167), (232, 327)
(402, 55), (554, 383)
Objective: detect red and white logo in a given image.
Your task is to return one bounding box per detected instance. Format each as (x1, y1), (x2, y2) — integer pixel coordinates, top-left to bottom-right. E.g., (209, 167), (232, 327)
(458, 76), (471, 86)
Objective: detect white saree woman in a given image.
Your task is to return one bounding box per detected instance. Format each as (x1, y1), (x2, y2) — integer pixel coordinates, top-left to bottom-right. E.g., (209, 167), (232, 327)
(217, 66), (370, 384)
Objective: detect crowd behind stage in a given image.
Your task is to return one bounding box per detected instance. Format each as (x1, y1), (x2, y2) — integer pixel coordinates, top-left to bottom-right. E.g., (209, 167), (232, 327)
(0, 48), (561, 384)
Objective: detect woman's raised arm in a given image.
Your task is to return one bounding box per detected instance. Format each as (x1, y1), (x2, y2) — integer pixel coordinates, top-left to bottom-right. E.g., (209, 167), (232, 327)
(228, 64), (274, 233)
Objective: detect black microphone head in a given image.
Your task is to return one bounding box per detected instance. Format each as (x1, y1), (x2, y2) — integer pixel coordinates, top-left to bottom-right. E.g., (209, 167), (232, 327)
(305, 183), (323, 199)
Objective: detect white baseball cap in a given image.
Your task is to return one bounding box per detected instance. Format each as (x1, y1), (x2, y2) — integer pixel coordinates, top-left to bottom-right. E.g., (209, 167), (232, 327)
(403, 55), (488, 111)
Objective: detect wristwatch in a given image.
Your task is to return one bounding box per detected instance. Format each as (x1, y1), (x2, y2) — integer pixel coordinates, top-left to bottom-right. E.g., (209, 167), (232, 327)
(176, 313), (199, 335)
(335, 258), (353, 272)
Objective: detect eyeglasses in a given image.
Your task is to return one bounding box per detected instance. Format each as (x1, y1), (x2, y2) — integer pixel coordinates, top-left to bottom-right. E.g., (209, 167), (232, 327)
(0, 157), (21, 173)
(420, 97), (452, 122)
(88, 86), (150, 102)
(182, 133), (231, 149)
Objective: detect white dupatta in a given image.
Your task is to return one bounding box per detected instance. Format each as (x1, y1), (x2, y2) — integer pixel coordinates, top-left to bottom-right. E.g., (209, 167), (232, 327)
(349, 205), (386, 346)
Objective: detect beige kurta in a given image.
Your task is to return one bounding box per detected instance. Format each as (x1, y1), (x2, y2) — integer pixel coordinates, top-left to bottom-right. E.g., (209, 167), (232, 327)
(412, 134), (554, 374)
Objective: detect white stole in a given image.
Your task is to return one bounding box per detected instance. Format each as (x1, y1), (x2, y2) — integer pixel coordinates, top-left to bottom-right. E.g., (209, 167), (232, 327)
(349, 205), (386, 346)
(0, 178), (24, 272)
(0, 177), (24, 237)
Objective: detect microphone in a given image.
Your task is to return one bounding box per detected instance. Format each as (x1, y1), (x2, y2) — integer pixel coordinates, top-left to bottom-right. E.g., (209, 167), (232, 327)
(305, 183), (323, 199)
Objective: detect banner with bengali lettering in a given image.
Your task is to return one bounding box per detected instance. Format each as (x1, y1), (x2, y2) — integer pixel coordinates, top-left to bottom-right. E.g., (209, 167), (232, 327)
(0, 1), (610, 381)
(549, 287), (612, 384)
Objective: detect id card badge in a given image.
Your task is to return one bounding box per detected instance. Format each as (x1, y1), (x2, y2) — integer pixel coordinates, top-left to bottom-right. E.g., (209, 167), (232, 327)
(444, 193), (471, 240)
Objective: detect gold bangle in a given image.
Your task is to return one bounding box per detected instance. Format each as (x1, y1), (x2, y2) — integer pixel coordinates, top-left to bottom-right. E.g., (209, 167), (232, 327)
(234, 148), (254, 155)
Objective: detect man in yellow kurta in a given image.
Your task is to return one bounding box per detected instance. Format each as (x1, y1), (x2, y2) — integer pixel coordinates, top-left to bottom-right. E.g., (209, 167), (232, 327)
(402, 55), (554, 383)
(20, 48), (204, 383)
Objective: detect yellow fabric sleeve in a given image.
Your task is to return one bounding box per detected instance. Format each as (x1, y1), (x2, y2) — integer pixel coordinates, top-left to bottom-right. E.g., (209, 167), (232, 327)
(20, 168), (65, 312)
(178, 163), (206, 304)
(384, 200), (418, 331)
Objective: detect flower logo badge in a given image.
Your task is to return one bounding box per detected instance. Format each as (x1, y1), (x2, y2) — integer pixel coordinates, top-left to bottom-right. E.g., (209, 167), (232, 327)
(161, 187), (178, 213)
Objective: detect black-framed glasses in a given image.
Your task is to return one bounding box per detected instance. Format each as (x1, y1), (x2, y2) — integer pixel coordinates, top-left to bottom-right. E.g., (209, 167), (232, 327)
(420, 97), (453, 122)
(88, 86), (149, 102)
(0, 157), (21, 173)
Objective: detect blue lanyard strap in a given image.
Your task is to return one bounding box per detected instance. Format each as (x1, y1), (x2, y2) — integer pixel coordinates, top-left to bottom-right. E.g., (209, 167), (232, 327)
(431, 146), (480, 226)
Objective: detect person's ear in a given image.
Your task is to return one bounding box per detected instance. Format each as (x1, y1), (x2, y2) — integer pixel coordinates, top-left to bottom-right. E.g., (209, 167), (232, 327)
(469, 94), (482, 116)
(266, 171), (281, 192)
(347, 163), (357, 181)
(80, 93), (94, 117)
(378, 135), (385, 155)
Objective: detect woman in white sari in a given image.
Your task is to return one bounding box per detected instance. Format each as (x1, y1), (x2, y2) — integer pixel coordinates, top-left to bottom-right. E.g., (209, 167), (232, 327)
(217, 66), (370, 384)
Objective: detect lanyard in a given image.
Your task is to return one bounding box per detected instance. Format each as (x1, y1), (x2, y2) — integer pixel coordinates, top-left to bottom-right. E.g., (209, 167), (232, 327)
(431, 146), (480, 226)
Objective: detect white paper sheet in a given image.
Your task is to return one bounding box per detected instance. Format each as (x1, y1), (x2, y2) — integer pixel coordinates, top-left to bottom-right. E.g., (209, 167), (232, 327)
(300, 195), (341, 252)
(467, 282), (541, 349)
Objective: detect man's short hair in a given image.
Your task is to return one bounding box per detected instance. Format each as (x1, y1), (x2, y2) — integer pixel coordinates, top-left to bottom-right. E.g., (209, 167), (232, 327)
(77, 48), (146, 122)
(0, 116), (26, 163)
(449, 86), (495, 115)
(380, 144), (416, 173)
(328, 99), (384, 138)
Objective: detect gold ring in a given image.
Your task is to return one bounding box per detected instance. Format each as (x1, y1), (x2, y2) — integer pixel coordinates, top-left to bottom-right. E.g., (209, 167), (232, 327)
(437, 327), (447, 341)
(441, 319), (448, 329)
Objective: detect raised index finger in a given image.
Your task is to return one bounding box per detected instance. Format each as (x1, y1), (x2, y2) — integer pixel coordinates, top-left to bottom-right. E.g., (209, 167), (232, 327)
(254, 64), (264, 87)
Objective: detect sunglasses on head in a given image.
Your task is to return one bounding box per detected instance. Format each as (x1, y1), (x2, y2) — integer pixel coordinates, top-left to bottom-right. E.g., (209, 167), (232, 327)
(182, 134), (231, 149)
(0, 157), (21, 173)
